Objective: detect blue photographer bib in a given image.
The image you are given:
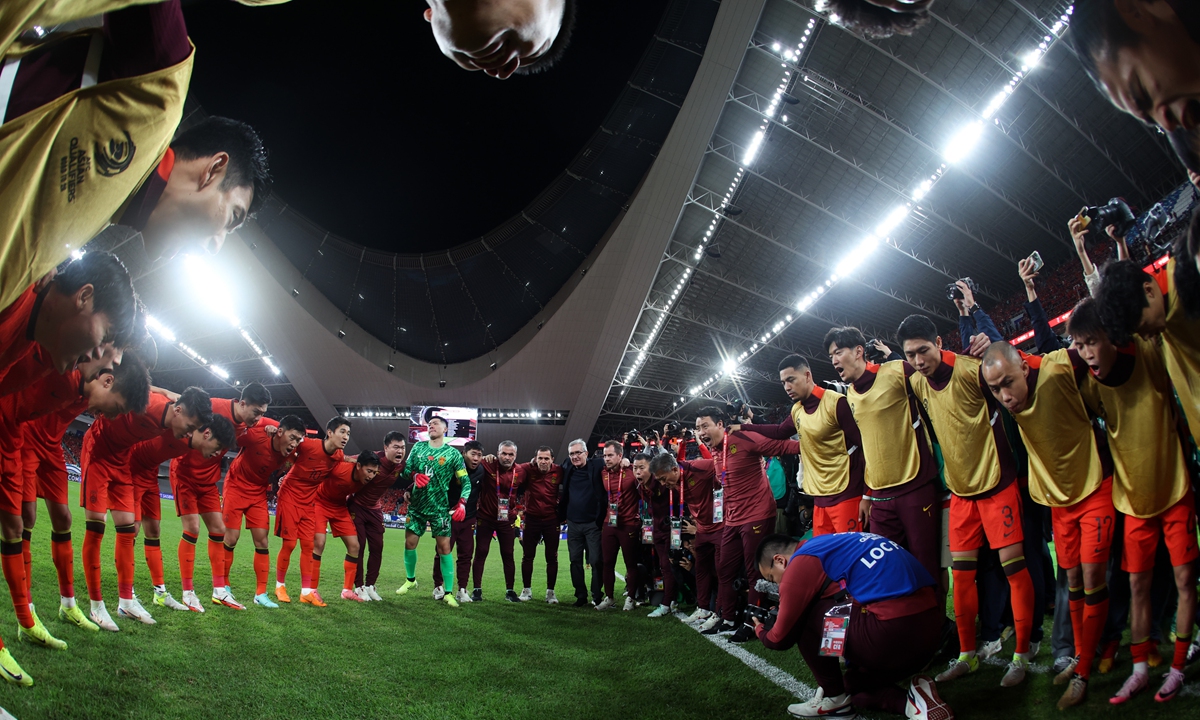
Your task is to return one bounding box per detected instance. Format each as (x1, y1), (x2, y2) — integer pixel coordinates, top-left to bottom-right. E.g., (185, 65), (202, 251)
(791, 532), (934, 605)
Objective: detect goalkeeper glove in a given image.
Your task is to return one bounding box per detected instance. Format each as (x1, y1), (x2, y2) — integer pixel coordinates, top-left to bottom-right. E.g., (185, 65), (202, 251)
(451, 500), (466, 522)
(414, 473), (431, 488)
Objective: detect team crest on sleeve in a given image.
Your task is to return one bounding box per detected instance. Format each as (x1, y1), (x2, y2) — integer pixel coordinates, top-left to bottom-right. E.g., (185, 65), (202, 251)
(94, 131), (136, 177)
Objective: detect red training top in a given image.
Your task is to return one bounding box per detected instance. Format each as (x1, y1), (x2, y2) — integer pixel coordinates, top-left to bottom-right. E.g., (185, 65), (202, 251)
(709, 430), (799, 525)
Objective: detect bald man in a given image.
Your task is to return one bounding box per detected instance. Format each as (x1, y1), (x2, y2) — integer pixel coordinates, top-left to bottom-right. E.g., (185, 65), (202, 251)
(424, 0), (577, 78)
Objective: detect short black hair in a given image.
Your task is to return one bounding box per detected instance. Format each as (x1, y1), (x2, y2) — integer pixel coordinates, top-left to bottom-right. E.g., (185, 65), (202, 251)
(777, 354), (810, 373)
(357, 450), (381, 468)
(815, 0), (931, 39)
(462, 440), (483, 454)
(326, 415), (351, 433)
(171, 116), (271, 216)
(755, 533), (801, 569)
(631, 452), (651, 465)
(176, 387), (213, 424)
(1174, 207), (1200, 319)
(53, 251), (137, 346)
(896, 314), (940, 345)
(383, 430), (406, 447)
(278, 415), (306, 434)
(1067, 297), (1107, 342)
(110, 351), (151, 414)
(115, 300), (149, 352)
(427, 415), (448, 427)
(1068, 0), (1140, 91)
(1094, 260), (1153, 345)
(695, 405), (728, 426)
(240, 381), (271, 407)
(513, 0), (577, 75)
(648, 452), (678, 476)
(204, 414), (237, 451)
(823, 326), (866, 353)
(536, 445), (554, 458)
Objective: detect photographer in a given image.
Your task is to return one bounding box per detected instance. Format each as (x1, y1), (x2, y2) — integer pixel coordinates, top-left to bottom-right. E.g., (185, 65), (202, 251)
(951, 279), (1002, 354)
(753, 532), (951, 719)
(663, 422), (711, 462)
(1069, 208), (1130, 297)
(1018, 256), (1068, 353)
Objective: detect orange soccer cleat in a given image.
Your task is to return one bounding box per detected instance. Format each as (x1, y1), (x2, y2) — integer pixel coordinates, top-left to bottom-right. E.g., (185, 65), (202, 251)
(300, 590), (327, 607)
(275, 585), (291, 604)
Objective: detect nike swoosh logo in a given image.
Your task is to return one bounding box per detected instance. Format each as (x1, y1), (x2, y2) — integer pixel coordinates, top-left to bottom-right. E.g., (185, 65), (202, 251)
(922, 504), (932, 513)
(752, 526), (761, 532)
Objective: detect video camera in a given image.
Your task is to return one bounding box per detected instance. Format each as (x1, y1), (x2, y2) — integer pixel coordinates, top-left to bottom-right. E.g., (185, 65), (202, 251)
(945, 276), (978, 301)
(1080, 198), (1136, 243)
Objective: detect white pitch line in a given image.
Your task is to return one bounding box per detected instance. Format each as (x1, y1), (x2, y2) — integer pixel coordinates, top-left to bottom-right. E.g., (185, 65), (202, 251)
(674, 612), (816, 700)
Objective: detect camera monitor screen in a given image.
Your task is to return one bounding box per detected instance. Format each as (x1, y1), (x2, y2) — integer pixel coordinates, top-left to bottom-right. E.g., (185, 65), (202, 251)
(408, 406), (478, 447)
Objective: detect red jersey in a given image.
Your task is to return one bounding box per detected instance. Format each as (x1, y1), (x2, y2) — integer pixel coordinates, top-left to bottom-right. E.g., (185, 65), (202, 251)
(478, 458), (527, 520)
(0, 361), (83, 460)
(348, 451), (402, 509)
(85, 391), (174, 466)
(680, 459), (721, 534)
(129, 433), (190, 488)
(520, 463), (562, 522)
(277, 438), (345, 505)
(601, 465), (639, 526)
(710, 430), (798, 526)
(224, 424), (293, 494)
(0, 285), (42, 398)
(170, 398), (275, 488)
(316, 461), (361, 506)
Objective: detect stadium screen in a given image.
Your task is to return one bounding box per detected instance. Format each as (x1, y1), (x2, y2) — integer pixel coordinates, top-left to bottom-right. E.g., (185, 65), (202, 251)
(409, 406), (478, 447)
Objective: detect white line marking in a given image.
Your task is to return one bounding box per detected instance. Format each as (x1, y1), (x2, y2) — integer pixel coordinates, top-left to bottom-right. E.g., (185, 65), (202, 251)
(674, 612), (816, 700)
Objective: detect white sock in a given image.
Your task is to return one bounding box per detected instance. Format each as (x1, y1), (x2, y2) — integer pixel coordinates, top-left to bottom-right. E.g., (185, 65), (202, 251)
(276, 581), (285, 589)
(301, 587), (312, 595)
(1134, 661), (1149, 675)
(90, 599), (104, 612)
(60, 596), (76, 609)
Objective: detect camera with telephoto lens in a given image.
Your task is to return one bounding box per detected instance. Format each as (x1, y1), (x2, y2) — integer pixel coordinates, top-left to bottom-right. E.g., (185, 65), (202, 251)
(725, 399), (749, 422)
(864, 339), (889, 364)
(664, 420), (683, 437)
(1080, 198), (1136, 244)
(745, 603), (776, 623)
(945, 276), (978, 301)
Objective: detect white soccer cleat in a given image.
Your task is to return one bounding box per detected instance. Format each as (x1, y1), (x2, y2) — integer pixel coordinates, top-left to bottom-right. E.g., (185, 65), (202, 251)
(212, 587), (246, 611)
(518, 588), (532, 602)
(594, 596), (614, 611)
(647, 604), (671, 618)
(354, 586), (371, 602)
(622, 596), (635, 612)
(697, 614), (724, 633)
(545, 589), (558, 605)
(685, 608), (711, 624)
(181, 590), (206, 613)
(1000, 652), (1030, 687)
(456, 588), (472, 604)
(432, 585), (446, 601)
(787, 687), (856, 719)
(365, 585), (383, 602)
(906, 675), (953, 720)
(89, 601), (120, 632)
(117, 596), (156, 625)
(152, 587), (188, 612)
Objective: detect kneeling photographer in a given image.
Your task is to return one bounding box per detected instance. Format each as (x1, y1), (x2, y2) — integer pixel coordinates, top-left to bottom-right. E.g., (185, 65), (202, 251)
(753, 532), (952, 719)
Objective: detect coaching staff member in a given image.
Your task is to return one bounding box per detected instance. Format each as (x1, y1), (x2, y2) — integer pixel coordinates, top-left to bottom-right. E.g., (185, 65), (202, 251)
(559, 438), (605, 607)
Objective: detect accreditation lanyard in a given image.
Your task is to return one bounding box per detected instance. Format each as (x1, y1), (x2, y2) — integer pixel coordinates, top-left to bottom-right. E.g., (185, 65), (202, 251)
(669, 488), (682, 549)
(497, 465), (515, 522)
(606, 468), (624, 527)
(713, 434), (727, 523)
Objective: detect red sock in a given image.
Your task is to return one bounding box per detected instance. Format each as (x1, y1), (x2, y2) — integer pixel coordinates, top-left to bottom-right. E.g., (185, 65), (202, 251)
(179, 533), (197, 592)
(224, 544), (235, 584)
(1003, 561), (1034, 655)
(951, 566), (979, 654)
(1079, 586), (1108, 678)
(1174, 634), (1192, 671)
(299, 538), (314, 588)
(21, 530), (31, 597)
(50, 532), (74, 598)
(83, 522), (104, 601)
(207, 534), (226, 589)
(311, 553), (322, 591)
(1131, 639), (1152, 666)
(254, 549), (269, 595)
(276, 538), (296, 584)
(1, 540), (33, 627)
(114, 525), (136, 600)
(343, 556), (359, 592)
(1067, 586), (1085, 656)
(144, 537), (164, 587)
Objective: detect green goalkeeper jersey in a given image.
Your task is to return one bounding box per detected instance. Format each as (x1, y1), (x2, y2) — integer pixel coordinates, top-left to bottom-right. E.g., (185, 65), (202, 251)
(405, 441), (469, 516)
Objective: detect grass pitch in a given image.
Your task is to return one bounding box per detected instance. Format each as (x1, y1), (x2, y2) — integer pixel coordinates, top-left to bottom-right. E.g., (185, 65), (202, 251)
(2, 485), (1197, 719)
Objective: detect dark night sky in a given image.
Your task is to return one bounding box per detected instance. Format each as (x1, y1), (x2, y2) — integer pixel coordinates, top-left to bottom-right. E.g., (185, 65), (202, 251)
(182, 0), (670, 253)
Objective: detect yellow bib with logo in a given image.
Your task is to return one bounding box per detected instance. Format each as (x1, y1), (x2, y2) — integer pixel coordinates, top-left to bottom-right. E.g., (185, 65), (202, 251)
(846, 361), (924, 492)
(1164, 257), (1200, 447)
(791, 389), (851, 497)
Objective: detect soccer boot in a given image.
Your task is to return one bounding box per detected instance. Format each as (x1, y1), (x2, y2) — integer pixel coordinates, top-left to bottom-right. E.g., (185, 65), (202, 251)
(1053, 656), (1080, 685)
(443, 591), (459, 608)
(978, 638), (1004, 661)
(365, 585), (384, 602)
(518, 588), (532, 602)
(58, 603), (99, 632)
(340, 589), (364, 603)
(396, 579), (417, 595)
(647, 604), (671, 618)
(594, 596), (615, 611)
(300, 590), (327, 607)
(354, 586), (370, 602)
(934, 654), (979, 682)
(117, 596), (156, 625)
(1147, 643), (1164, 668)
(1056, 674), (1088, 709)
(621, 596), (635, 611)
(212, 588), (246, 610)
(906, 675), (953, 720)
(505, 589), (521, 603)
(457, 588), (473, 604)
(471, 588), (483, 603)
(253, 593), (279, 609)
(0, 648), (32, 687)
(89, 601), (120, 632)
(275, 584), (292, 603)
(545, 589), (558, 605)
(1098, 640), (1119, 673)
(697, 614), (724, 633)
(180, 590), (206, 613)
(1155, 667), (1185, 703)
(1109, 670), (1149, 705)
(703, 620), (737, 636)
(787, 687), (856, 719)
(686, 608), (712, 625)
(152, 587), (188, 611)
(1000, 652), (1030, 687)
(17, 607), (67, 650)
(1028, 640), (1041, 658)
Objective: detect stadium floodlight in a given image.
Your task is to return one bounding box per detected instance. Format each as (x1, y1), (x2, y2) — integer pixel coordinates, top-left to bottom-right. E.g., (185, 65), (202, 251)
(184, 254), (239, 327)
(723, 359), (738, 375)
(209, 364), (230, 380)
(874, 206), (910, 238)
(944, 121), (984, 164)
(742, 130), (765, 165)
(145, 314), (176, 343)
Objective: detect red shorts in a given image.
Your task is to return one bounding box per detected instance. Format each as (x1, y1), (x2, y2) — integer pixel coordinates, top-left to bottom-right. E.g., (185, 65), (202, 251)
(0, 446), (26, 516)
(949, 481), (1024, 553)
(812, 496), (862, 536)
(1050, 477), (1116, 569)
(133, 481), (160, 523)
(1122, 491), (1199, 574)
(25, 443), (68, 506)
(171, 477), (222, 517)
(274, 495), (314, 541)
(313, 498), (355, 538)
(223, 487), (269, 530)
(83, 458), (135, 515)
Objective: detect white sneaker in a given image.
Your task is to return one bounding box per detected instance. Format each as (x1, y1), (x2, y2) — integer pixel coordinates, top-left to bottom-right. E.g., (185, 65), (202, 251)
(622, 596), (635, 611)
(979, 637), (1004, 661)
(518, 588), (532, 602)
(181, 590), (205, 613)
(117, 596), (156, 625)
(906, 675), (953, 720)
(1001, 653), (1030, 687)
(354, 586), (370, 601)
(787, 687), (856, 718)
(432, 585), (446, 601)
(545, 589), (558, 604)
(698, 614), (724, 633)
(89, 601), (120, 632)
(686, 608), (712, 624)
(456, 588), (472, 604)
(365, 585), (383, 602)
(594, 596), (614, 611)
(647, 604), (671, 618)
